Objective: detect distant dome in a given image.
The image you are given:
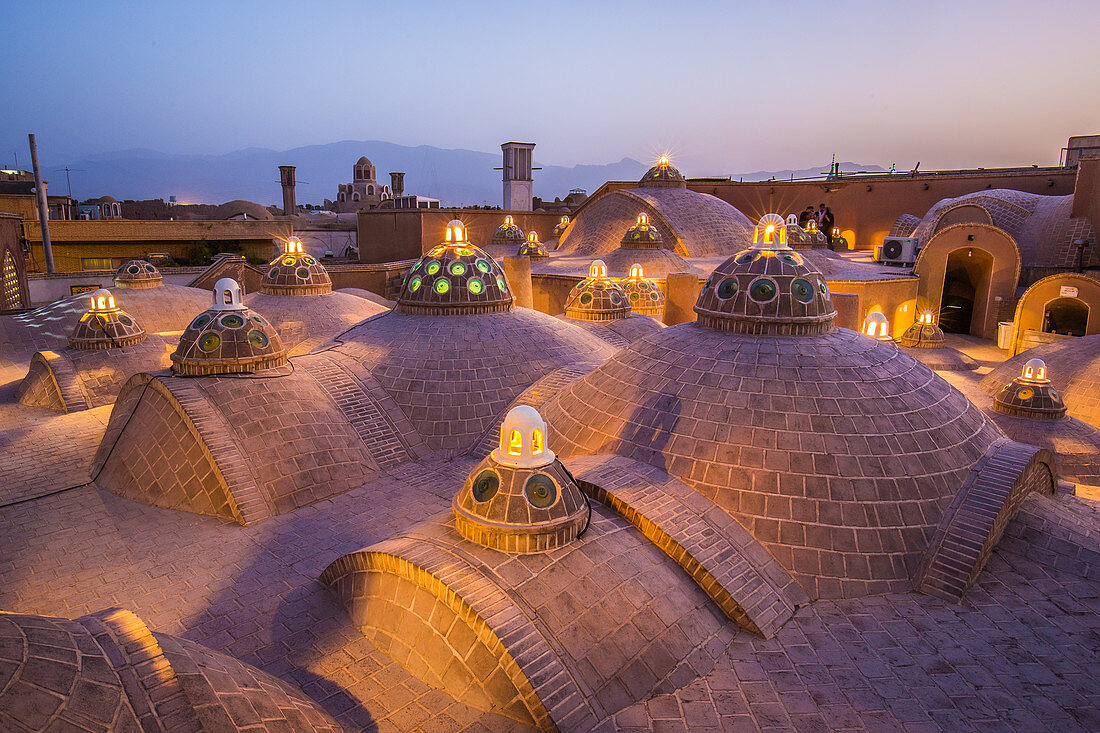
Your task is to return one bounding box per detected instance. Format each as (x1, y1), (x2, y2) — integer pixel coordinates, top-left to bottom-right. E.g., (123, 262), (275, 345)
(397, 220), (514, 315)
(639, 155), (686, 189)
(214, 199), (274, 221)
(992, 358), (1067, 419)
(694, 215), (835, 335)
(172, 278), (287, 375)
(113, 259), (162, 289)
(518, 230), (549, 260)
(68, 288), (146, 350)
(356, 155), (373, 166)
(452, 406), (588, 553)
(619, 263), (665, 317)
(564, 260), (631, 322)
(262, 236), (332, 295)
(491, 214), (526, 244)
(621, 212), (663, 249)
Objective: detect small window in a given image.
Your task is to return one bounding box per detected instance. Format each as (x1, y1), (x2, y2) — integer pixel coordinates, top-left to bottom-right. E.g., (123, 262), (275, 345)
(532, 429), (543, 454)
(508, 429), (523, 455)
(223, 289), (233, 304)
(81, 258), (112, 270)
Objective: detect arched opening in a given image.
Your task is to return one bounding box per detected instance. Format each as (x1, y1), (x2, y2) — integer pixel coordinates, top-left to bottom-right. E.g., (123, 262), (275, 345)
(940, 247), (993, 335)
(507, 429), (523, 455)
(338, 192), (346, 202)
(352, 192), (360, 202)
(1043, 297), (1089, 336)
(368, 185), (374, 196)
(223, 289), (233, 305)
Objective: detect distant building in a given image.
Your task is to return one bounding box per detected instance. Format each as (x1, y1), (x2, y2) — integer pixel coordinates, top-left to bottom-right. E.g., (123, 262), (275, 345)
(328, 156), (392, 213)
(390, 194), (440, 210)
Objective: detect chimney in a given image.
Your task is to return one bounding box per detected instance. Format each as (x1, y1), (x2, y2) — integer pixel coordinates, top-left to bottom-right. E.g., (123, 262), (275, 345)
(278, 165), (296, 216)
(389, 172), (405, 197)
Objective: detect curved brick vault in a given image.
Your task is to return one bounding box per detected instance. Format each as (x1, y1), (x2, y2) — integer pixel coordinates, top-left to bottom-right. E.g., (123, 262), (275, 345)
(0, 607), (341, 732)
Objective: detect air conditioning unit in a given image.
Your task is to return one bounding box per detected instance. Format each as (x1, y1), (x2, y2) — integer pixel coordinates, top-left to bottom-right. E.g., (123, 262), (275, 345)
(877, 236), (919, 266)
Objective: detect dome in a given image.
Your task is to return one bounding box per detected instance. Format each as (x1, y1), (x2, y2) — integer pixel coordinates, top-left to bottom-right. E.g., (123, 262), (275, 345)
(564, 260), (631, 322)
(356, 155), (373, 166)
(861, 312), (894, 341)
(639, 155), (686, 189)
(694, 215), (836, 335)
(621, 212), (663, 249)
(518, 229), (549, 260)
(113, 259), (162, 289)
(68, 288), (147, 350)
(171, 278), (288, 375)
(993, 358), (1067, 419)
(552, 214), (571, 238)
(261, 236), (333, 295)
(213, 199), (274, 221)
(452, 406), (588, 553)
(898, 310), (946, 348)
(619, 263), (665, 317)
(397, 220), (514, 315)
(491, 214), (526, 244)
(541, 231), (1009, 599)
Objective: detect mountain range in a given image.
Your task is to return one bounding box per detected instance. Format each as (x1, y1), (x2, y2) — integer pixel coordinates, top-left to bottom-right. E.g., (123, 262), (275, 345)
(41, 140), (883, 207)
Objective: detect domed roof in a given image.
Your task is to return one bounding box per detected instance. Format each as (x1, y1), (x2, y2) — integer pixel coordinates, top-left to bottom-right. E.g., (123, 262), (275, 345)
(518, 230), (549, 260)
(491, 214), (526, 243)
(620, 263), (665, 317)
(694, 215), (836, 335)
(898, 311), (946, 348)
(171, 278), (288, 375)
(540, 222), (1009, 599)
(621, 212), (663, 249)
(564, 260), (631, 322)
(262, 236), (332, 295)
(214, 199), (274, 221)
(639, 155), (686, 189)
(552, 214), (571, 238)
(113, 259), (162, 289)
(453, 406), (588, 553)
(992, 358), (1067, 419)
(397, 219), (514, 315)
(68, 288), (146, 350)
(356, 155), (373, 166)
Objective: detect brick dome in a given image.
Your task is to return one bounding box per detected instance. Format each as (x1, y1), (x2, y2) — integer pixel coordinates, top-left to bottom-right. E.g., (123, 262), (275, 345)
(639, 156), (686, 189)
(541, 234), (1007, 599)
(694, 216), (836, 335)
(68, 289), (147, 350)
(619, 263), (665, 317)
(491, 214), (526, 244)
(620, 212), (663, 248)
(171, 278), (288, 375)
(898, 311), (946, 347)
(517, 230), (549, 260)
(113, 259), (162, 289)
(261, 236), (332, 295)
(453, 406), (588, 553)
(397, 220), (514, 315)
(564, 260), (631, 322)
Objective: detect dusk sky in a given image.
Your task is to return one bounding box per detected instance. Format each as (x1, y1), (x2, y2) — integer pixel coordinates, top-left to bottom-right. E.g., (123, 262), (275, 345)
(3, 0), (1098, 176)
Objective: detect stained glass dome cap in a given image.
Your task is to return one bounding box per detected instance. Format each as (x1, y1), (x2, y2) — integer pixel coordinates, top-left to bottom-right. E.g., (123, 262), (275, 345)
(262, 236), (332, 295)
(68, 288), (147, 349)
(897, 310), (946, 348)
(452, 406), (588, 553)
(517, 230), (549, 261)
(639, 155), (686, 189)
(564, 260), (631, 322)
(397, 220), (514, 315)
(171, 278), (288, 375)
(620, 263), (665, 318)
(694, 215), (836, 335)
(113, 260), (162, 289)
(621, 212), (663, 249)
(491, 214), (526, 244)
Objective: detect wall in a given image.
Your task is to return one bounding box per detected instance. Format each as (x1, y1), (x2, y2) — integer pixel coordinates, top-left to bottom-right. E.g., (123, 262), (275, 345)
(1009, 273), (1100, 355)
(830, 277), (921, 338)
(682, 168), (1075, 251)
(20, 219), (291, 273)
(358, 209), (563, 264)
(27, 267), (204, 305)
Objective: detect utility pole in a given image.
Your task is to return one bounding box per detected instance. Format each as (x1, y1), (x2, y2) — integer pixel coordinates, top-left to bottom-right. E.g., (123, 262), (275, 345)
(28, 134), (55, 273)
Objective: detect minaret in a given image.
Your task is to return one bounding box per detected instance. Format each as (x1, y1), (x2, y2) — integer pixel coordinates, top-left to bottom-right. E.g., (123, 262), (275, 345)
(389, 172), (405, 197)
(278, 165), (296, 216)
(501, 142), (535, 211)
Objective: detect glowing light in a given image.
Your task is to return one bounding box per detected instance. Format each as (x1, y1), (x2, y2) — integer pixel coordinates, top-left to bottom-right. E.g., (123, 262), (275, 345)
(493, 405), (556, 468)
(560, 215), (570, 225)
(637, 212), (649, 226)
(532, 429), (544, 455)
(589, 260), (608, 279)
(508, 429), (523, 455)
(862, 312), (892, 340)
(526, 230), (540, 243)
(657, 155), (670, 167)
(629, 263), (644, 279)
(283, 236), (304, 255)
(88, 289), (118, 313)
(1022, 358), (1049, 383)
(918, 309), (936, 325)
(444, 219), (467, 244)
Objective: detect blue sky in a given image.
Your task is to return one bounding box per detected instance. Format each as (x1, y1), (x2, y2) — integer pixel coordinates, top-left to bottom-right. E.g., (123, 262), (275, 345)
(2, 0), (1098, 176)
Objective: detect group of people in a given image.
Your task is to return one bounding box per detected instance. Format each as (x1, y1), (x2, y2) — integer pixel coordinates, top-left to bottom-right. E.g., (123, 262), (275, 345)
(797, 203), (837, 248)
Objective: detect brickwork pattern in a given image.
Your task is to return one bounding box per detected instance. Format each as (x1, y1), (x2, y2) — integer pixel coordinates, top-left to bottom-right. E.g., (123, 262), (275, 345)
(336, 308), (616, 452)
(542, 323), (1006, 599)
(569, 454), (809, 638)
(245, 291), (384, 356)
(16, 350), (83, 412)
(917, 440), (1056, 600)
(889, 213), (922, 237)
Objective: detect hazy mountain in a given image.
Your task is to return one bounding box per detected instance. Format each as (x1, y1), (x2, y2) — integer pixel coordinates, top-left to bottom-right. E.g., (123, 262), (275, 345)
(44, 141), (650, 207)
(731, 162), (888, 181)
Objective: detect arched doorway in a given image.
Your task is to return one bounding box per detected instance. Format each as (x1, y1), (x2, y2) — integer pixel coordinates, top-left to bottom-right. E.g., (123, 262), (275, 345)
(1043, 297), (1089, 336)
(940, 247), (993, 334)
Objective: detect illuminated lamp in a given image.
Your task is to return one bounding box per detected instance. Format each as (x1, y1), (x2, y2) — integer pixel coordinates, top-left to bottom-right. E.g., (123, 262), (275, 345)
(753, 213), (788, 247)
(1021, 358), (1049, 384)
(282, 236), (305, 255)
(496, 405), (555, 469)
(526, 230), (540, 244)
(918, 309), (936, 325)
(588, 259), (608, 279)
(862, 311), (893, 341)
(88, 288), (118, 313)
(629, 263), (645, 279)
(444, 218), (468, 244)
